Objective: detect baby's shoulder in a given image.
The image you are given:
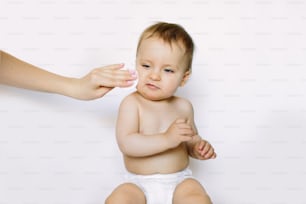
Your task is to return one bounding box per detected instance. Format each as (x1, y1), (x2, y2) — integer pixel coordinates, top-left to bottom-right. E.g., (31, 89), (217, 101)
(119, 91), (140, 107)
(173, 96), (193, 111)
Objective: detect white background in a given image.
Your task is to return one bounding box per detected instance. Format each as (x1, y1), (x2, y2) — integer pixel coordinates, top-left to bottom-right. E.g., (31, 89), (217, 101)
(1, 1), (306, 203)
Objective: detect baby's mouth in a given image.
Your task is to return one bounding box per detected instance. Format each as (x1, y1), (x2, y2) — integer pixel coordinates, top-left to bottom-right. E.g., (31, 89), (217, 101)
(146, 83), (159, 90)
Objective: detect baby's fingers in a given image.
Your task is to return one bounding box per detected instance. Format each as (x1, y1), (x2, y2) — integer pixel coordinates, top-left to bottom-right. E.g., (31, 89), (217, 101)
(203, 146), (216, 159)
(197, 141), (212, 157)
(197, 140), (206, 151)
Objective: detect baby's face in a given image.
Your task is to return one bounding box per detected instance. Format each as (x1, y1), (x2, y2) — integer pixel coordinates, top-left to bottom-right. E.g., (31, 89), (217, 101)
(135, 37), (189, 101)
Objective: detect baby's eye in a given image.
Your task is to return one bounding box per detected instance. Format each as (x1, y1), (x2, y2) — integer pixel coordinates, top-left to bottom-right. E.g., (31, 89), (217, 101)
(164, 68), (174, 73)
(142, 64), (150, 68)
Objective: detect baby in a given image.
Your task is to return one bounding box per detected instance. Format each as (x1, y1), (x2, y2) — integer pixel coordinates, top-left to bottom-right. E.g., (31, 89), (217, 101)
(106, 22), (216, 204)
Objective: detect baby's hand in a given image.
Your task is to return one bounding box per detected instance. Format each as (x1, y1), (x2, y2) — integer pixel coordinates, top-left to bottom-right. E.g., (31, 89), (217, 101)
(164, 118), (194, 149)
(194, 140), (217, 160)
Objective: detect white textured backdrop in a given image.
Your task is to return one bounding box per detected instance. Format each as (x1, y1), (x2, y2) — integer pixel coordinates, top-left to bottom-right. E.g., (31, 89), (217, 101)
(1, 1), (306, 203)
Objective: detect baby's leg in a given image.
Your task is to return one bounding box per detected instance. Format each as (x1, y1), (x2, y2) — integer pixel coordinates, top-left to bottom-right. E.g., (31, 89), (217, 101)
(105, 183), (146, 204)
(173, 178), (212, 204)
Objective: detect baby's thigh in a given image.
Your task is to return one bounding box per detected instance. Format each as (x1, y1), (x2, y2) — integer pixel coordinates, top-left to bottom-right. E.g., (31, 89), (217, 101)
(105, 183), (146, 204)
(173, 178), (212, 204)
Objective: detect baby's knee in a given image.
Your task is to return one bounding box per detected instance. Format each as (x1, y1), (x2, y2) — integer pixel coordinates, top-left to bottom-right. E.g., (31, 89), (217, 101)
(173, 178), (212, 204)
(105, 183), (145, 204)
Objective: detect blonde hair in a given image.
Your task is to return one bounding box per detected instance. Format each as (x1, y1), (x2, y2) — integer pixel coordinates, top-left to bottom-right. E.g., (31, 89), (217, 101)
(136, 22), (194, 71)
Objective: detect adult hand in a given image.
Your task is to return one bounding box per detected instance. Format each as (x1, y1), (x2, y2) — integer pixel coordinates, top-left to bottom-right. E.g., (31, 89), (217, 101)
(1, 50), (137, 100)
(69, 64), (137, 100)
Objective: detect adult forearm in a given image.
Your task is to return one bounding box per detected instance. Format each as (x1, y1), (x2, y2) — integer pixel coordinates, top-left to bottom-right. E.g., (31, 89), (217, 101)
(0, 50), (74, 96)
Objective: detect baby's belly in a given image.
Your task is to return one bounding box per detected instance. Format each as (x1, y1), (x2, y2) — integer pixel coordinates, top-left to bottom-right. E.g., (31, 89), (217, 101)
(123, 144), (189, 175)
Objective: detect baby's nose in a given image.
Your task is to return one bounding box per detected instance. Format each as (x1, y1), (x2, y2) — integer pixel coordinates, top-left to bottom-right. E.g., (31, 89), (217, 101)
(149, 70), (161, 80)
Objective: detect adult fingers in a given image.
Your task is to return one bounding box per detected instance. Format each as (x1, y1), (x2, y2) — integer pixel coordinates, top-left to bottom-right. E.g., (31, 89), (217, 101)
(90, 69), (136, 88)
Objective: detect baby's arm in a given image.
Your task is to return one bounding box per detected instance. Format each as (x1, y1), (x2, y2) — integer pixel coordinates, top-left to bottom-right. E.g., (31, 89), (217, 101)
(184, 101), (217, 160)
(116, 94), (194, 157)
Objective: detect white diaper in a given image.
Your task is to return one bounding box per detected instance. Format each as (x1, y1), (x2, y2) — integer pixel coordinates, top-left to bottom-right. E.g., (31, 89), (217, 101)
(124, 168), (193, 204)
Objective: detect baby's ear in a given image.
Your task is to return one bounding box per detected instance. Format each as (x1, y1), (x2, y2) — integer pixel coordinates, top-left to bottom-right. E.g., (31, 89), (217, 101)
(180, 70), (191, 86)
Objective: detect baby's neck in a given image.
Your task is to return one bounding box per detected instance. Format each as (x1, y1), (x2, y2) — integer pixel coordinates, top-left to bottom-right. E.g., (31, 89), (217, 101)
(137, 92), (176, 104)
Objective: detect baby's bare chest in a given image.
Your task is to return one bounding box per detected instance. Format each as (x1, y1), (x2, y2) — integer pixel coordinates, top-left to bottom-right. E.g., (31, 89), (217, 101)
(139, 107), (186, 134)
